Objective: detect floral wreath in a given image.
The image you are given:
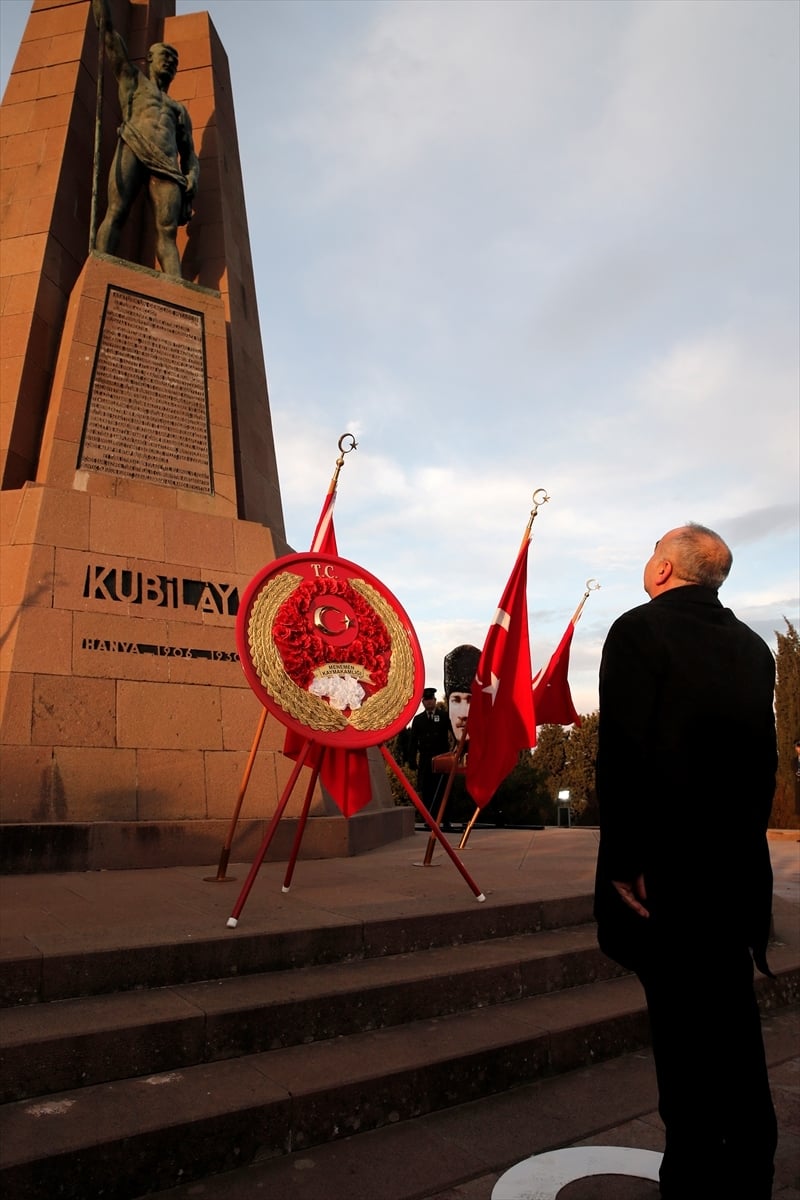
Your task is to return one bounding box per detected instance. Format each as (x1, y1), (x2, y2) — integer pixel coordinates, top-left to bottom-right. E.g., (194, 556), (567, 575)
(246, 571), (415, 735)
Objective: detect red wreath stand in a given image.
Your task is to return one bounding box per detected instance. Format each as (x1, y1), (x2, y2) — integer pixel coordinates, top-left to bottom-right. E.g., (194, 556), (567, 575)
(223, 552), (485, 926)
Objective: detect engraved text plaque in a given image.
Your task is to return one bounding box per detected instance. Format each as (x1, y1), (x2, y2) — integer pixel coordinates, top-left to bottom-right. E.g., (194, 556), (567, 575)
(80, 287), (213, 493)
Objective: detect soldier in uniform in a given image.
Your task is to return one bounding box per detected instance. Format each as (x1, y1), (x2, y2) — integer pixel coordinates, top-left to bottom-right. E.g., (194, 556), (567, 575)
(407, 688), (451, 815)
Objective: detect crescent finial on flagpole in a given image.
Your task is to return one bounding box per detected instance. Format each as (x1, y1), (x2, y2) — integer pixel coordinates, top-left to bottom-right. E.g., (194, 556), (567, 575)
(329, 433), (358, 491)
(522, 487), (550, 544)
(571, 578), (601, 624)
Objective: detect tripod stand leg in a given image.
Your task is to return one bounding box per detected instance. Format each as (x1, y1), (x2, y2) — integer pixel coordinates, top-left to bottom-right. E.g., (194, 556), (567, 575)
(380, 746), (485, 901)
(227, 739), (314, 927)
(206, 705), (268, 882)
(281, 751), (323, 892)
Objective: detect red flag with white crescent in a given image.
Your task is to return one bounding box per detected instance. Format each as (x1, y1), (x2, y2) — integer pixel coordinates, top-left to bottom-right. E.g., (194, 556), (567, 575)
(282, 490), (373, 816)
(465, 538), (537, 808)
(532, 619), (582, 727)
(310, 487), (338, 556)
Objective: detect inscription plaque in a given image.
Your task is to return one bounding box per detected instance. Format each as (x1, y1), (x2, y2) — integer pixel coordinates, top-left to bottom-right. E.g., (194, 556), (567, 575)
(79, 287), (212, 492)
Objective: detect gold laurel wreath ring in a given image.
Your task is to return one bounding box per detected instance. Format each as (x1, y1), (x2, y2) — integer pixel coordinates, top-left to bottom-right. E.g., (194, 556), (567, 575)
(245, 570), (417, 742)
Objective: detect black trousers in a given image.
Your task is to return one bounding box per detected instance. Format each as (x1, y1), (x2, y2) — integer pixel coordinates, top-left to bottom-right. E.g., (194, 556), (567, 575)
(637, 939), (777, 1199)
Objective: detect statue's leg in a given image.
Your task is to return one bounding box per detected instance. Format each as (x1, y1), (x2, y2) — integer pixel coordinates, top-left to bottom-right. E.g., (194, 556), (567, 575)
(149, 178), (183, 277)
(96, 143), (145, 254)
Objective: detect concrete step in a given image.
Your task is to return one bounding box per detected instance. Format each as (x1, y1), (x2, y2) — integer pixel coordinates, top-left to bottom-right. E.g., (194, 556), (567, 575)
(0, 892), (596, 1006)
(1, 955), (797, 1200)
(1, 844), (796, 1200)
(0, 973), (651, 1199)
(0, 924), (628, 1102)
(134, 1004), (800, 1200)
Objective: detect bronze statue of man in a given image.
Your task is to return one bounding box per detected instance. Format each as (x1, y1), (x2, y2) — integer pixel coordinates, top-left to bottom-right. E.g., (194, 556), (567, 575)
(92, 0), (199, 278)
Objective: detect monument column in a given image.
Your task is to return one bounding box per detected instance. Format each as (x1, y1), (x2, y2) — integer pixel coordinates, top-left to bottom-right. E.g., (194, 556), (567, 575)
(0, 0), (408, 871)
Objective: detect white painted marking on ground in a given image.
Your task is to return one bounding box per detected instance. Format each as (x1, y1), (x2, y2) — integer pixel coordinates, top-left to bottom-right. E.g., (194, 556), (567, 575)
(491, 1146), (663, 1199)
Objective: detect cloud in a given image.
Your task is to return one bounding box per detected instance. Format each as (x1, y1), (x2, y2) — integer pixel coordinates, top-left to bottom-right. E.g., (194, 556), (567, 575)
(3, 0), (796, 721)
(575, 0), (800, 215)
(722, 506), (799, 545)
(272, 2), (602, 201)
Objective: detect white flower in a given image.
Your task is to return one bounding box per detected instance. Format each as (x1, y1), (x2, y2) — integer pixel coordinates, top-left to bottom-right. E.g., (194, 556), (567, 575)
(309, 674), (365, 711)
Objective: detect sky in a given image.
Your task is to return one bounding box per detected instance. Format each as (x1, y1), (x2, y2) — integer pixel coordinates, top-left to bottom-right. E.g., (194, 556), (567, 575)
(2, 0), (798, 718)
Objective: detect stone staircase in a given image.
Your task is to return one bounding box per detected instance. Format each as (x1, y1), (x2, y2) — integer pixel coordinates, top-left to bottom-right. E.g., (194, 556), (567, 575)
(1, 891), (798, 1200)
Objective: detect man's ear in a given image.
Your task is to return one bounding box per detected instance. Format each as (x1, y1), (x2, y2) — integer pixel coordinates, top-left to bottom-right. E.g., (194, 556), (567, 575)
(655, 558), (673, 585)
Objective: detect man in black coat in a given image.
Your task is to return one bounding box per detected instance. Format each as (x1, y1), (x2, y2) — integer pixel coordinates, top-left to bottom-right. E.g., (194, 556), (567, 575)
(408, 688), (451, 815)
(594, 523), (778, 1200)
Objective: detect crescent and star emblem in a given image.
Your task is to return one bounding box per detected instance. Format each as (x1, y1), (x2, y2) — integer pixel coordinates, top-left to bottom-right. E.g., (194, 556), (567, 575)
(313, 605), (351, 634)
(239, 553), (422, 746)
(312, 596), (358, 647)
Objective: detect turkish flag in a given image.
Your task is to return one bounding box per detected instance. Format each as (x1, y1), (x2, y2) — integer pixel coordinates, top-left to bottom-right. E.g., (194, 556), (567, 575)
(466, 539), (537, 808)
(532, 620), (582, 727)
(310, 486), (338, 555)
(281, 486), (373, 817)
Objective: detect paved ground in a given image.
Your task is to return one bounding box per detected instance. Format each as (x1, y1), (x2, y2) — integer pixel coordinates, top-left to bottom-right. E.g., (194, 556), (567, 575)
(1, 826), (798, 1199)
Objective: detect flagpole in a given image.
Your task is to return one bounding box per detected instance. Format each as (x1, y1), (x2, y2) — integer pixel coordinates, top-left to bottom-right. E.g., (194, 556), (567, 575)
(569, 577), (600, 626)
(309, 432), (356, 552)
(207, 433), (358, 884)
(459, 488), (549, 850)
(204, 705), (269, 882)
(519, 487), (550, 549)
(457, 804), (481, 850)
(330, 433), (357, 493)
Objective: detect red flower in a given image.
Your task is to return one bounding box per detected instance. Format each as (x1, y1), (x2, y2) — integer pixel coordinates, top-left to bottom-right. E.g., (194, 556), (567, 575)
(274, 577), (391, 694)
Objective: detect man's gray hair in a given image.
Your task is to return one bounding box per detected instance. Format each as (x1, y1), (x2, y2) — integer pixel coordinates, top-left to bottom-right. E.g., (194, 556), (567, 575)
(671, 523), (732, 589)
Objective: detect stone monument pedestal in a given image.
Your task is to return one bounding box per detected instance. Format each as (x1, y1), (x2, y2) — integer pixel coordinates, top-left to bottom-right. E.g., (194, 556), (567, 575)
(0, 255), (411, 871)
(0, 2), (411, 871)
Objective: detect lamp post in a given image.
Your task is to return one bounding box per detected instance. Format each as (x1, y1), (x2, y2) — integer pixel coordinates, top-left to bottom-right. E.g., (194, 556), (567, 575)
(557, 789), (571, 828)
